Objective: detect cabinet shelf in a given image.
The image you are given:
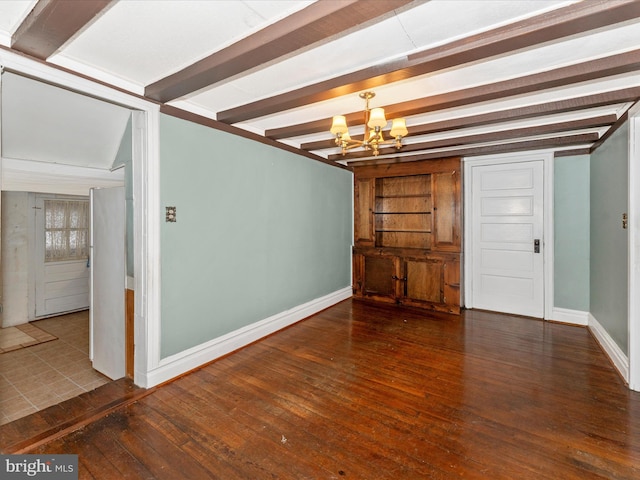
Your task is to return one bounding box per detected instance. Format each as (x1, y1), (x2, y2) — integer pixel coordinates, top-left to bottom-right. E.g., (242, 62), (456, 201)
(375, 194), (431, 199)
(374, 211), (431, 215)
(376, 229), (431, 233)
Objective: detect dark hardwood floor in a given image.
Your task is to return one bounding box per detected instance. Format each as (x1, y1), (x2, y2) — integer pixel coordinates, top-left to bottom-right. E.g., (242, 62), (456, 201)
(9, 299), (640, 479)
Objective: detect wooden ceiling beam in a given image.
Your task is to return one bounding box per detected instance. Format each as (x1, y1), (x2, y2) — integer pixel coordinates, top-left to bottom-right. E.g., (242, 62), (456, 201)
(145, 0), (418, 103)
(11, 0), (115, 60)
(590, 108), (633, 153)
(267, 49), (640, 139)
(346, 133), (600, 167)
(218, 0), (640, 124)
(329, 120), (608, 161)
(301, 90), (639, 151)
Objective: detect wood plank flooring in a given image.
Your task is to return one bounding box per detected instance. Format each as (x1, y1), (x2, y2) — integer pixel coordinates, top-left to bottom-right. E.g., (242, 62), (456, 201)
(19, 299), (640, 478)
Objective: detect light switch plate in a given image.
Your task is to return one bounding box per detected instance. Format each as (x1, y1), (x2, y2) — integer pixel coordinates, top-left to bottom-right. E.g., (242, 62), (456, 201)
(166, 206), (177, 222)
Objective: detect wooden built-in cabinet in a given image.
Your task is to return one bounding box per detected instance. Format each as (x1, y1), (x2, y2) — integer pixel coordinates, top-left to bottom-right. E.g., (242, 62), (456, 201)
(352, 158), (461, 314)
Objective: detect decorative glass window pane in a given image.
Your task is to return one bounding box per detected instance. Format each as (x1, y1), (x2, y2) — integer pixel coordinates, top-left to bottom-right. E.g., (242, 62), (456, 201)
(44, 199), (89, 262)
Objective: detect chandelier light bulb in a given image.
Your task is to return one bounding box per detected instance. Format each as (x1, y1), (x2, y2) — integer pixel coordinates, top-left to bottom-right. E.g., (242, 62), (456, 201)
(367, 107), (387, 129)
(330, 115), (349, 135)
(390, 118), (408, 138)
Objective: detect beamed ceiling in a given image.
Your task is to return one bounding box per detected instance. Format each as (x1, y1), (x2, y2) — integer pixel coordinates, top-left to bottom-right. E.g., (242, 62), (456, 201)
(1, 0), (640, 168)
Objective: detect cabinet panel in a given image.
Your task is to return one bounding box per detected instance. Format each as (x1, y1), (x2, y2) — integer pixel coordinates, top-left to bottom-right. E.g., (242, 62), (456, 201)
(375, 231), (431, 249)
(375, 213), (431, 232)
(444, 256), (461, 307)
(405, 258), (443, 303)
(377, 175), (430, 196)
(376, 196), (431, 213)
(362, 255), (397, 302)
(433, 171), (460, 251)
(354, 178), (374, 245)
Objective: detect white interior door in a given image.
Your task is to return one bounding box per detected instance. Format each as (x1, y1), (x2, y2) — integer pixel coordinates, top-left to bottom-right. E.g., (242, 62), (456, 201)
(471, 161), (544, 317)
(90, 186), (125, 380)
(35, 195), (90, 318)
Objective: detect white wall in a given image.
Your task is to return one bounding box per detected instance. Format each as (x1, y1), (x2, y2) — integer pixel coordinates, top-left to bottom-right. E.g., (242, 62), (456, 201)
(1, 191), (31, 327)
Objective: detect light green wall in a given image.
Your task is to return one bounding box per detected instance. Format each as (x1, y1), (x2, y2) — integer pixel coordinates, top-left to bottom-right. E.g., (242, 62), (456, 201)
(590, 123), (629, 354)
(159, 114), (352, 358)
(554, 155), (590, 311)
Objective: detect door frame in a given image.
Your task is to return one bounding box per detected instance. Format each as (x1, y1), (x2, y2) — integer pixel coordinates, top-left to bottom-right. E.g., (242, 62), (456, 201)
(463, 151), (555, 320)
(0, 49), (161, 388)
(628, 102), (640, 391)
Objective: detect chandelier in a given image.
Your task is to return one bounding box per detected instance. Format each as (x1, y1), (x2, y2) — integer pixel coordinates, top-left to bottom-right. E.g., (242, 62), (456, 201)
(330, 91), (408, 156)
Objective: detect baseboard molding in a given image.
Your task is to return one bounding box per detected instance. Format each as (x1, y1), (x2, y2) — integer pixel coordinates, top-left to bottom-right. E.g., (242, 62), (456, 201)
(549, 307), (589, 326)
(142, 287), (352, 388)
(588, 313), (629, 382)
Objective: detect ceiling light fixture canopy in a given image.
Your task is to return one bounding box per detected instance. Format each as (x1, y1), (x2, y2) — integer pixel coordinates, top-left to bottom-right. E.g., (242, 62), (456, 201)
(330, 91), (408, 156)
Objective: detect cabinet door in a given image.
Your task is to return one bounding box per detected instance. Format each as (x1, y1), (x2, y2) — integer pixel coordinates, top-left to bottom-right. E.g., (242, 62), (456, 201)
(401, 255), (461, 313)
(402, 257), (444, 304)
(354, 178), (375, 246)
(432, 170), (460, 251)
(361, 254), (399, 303)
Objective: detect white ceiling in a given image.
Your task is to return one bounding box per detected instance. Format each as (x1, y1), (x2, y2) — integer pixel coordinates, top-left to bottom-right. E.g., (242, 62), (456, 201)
(1, 72), (131, 169)
(0, 0), (639, 167)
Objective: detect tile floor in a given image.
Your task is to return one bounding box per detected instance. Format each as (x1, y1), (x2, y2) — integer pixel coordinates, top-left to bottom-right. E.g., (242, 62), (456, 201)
(0, 311), (110, 425)
(0, 323), (57, 353)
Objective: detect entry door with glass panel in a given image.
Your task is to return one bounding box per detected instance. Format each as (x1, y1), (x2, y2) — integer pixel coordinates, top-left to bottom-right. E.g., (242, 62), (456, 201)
(35, 195), (90, 317)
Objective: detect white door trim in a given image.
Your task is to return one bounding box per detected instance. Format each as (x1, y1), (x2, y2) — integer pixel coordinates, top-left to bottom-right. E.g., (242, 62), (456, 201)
(463, 150), (554, 319)
(628, 103), (640, 391)
(0, 49), (161, 388)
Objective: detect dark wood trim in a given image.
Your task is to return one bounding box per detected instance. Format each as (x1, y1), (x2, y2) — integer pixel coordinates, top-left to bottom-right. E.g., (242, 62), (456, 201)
(126, 289), (134, 380)
(11, 0), (115, 59)
(218, 0), (640, 124)
(554, 148), (592, 158)
(0, 379), (152, 454)
(325, 117), (614, 161)
(590, 109), (632, 153)
(346, 133), (599, 166)
(329, 116), (612, 161)
(145, 0), (416, 102)
(301, 90), (640, 151)
(267, 49), (640, 140)
(0, 47), (159, 110)
(1, 44), (347, 170)
(159, 105), (351, 171)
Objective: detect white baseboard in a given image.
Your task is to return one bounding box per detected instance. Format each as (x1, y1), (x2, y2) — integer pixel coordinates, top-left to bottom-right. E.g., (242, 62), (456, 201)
(142, 286), (352, 388)
(549, 307), (589, 326)
(588, 313), (629, 382)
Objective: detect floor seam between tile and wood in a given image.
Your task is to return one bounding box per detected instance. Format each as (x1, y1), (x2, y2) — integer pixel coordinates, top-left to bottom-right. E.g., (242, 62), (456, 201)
(0, 311), (110, 426)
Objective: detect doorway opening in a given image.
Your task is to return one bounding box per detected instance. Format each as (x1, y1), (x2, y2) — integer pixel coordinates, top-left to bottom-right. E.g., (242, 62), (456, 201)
(0, 71), (134, 426)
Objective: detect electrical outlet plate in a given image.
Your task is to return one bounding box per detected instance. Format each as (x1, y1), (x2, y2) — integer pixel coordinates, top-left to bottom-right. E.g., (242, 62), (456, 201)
(166, 206), (177, 222)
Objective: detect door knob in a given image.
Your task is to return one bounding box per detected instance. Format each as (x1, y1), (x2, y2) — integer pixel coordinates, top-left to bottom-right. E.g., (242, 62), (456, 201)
(534, 239), (540, 253)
